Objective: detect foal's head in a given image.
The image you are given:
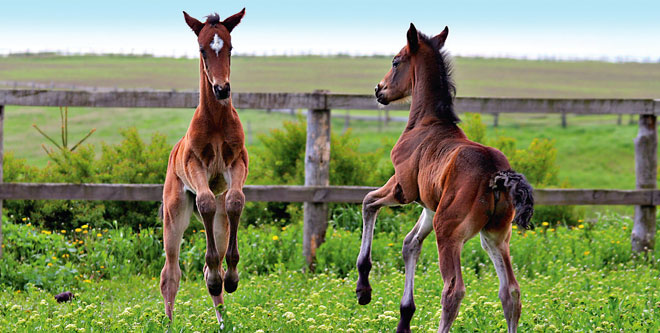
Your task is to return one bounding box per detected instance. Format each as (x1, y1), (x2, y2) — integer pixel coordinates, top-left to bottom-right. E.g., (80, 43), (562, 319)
(375, 24), (449, 105)
(183, 9), (245, 100)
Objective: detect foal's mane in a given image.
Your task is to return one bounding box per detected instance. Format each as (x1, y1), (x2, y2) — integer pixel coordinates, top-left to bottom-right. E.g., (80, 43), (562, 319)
(418, 33), (459, 124)
(205, 13), (221, 25)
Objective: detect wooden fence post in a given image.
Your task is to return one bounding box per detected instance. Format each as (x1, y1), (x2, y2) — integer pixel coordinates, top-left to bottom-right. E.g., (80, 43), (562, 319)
(0, 105), (4, 258)
(493, 113), (499, 127)
(303, 92), (330, 270)
(632, 114), (657, 253)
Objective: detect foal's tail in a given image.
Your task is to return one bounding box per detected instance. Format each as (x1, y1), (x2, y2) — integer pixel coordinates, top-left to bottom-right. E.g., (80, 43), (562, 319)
(490, 170), (534, 229)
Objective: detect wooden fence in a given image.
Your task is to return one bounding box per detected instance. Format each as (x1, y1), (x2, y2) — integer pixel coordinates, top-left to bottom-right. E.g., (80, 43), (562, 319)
(1, 89), (659, 261)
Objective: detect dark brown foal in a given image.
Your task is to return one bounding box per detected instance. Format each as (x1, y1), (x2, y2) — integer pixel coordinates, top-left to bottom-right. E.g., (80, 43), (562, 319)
(356, 24), (534, 333)
(160, 9), (247, 326)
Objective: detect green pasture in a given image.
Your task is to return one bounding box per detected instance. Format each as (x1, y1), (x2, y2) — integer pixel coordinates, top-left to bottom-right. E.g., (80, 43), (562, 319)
(3, 104), (648, 191)
(2, 54), (659, 191)
(2, 54), (660, 97)
(2, 212), (659, 331)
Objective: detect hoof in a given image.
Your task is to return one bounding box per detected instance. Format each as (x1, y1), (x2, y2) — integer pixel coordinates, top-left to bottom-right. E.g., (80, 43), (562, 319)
(396, 323), (412, 333)
(356, 286), (372, 305)
(224, 270), (239, 293)
(206, 273), (223, 296)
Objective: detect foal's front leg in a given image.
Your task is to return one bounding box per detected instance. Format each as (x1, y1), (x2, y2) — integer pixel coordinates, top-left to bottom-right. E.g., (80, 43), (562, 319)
(222, 155), (248, 293)
(186, 159), (224, 296)
(356, 176), (401, 305)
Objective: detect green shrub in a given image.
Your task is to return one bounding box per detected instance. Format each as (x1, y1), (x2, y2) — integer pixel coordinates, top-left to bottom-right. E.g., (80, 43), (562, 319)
(244, 117), (391, 226)
(460, 113), (579, 226)
(3, 128), (170, 230)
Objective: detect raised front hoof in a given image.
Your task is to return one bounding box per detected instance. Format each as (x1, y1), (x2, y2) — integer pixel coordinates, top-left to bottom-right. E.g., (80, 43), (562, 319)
(356, 286), (372, 305)
(206, 274), (223, 296)
(224, 270), (239, 293)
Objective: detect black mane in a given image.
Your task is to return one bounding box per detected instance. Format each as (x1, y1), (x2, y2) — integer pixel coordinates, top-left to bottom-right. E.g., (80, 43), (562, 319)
(205, 13), (221, 25)
(418, 33), (459, 124)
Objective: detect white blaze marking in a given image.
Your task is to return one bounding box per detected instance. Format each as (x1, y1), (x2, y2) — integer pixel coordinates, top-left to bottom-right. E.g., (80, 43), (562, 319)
(210, 34), (223, 56)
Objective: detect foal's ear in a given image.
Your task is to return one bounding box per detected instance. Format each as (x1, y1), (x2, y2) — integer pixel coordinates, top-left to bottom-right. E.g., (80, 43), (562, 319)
(183, 11), (204, 36)
(407, 23), (419, 53)
(431, 26), (449, 49)
(222, 8), (246, 32)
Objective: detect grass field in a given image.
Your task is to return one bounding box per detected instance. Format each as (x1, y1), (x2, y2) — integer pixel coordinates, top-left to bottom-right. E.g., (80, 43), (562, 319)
(3, 55), (659, 188)
(3, 104), (648, 191)
(2, 54), (660, 97)
(2, 213), (659, 331)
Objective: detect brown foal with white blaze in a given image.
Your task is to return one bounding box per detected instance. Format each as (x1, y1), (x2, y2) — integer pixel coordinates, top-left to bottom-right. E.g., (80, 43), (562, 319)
(160, 9), (247, 325)
(355, 24), (534, 333)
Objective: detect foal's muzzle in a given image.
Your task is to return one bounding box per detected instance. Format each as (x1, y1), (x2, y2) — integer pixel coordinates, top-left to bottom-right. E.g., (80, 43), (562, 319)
(213, 83), (231, 100)
(375, 84), (389, 105)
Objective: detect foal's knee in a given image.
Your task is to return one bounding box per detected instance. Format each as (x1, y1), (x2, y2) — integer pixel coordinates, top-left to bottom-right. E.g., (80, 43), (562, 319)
(225, 190), (245, 219)
(196, 191), (216, 217)
(362, 193), (381, 215)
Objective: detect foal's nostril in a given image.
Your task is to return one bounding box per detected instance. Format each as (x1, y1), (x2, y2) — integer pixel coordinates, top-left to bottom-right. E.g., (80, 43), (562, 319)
(213, 83), (231, 100)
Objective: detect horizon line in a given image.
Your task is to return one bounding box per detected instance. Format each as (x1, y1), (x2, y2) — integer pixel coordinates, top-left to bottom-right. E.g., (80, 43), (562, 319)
(1, 50), (659, 64)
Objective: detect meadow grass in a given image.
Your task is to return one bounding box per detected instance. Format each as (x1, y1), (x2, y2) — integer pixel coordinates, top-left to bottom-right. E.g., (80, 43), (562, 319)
(2, 213), (659, 332)
(2, 54), (660, 97)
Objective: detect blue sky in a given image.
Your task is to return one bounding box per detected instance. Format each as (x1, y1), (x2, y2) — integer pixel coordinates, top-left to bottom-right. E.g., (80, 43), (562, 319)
(1, 0), (659, 61)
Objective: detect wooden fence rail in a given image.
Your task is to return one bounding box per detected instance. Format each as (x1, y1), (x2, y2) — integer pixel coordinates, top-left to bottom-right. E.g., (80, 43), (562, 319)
(1, 89), (659, 261)
(1, 183), (659, 205)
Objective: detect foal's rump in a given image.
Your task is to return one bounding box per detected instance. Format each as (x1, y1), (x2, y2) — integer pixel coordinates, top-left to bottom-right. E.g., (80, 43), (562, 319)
(425, 143), (533, 232)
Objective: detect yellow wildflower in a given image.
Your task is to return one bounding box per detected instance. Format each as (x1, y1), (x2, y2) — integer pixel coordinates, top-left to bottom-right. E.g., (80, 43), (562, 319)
(387, 243), (394, 247)
(22, 217), (27, 221)
(583, 251), (590, 256)
(549, 228), (555, 232)
(83, 279), (92, 283)
(622, 226), (627, 230)
(578, 224), (584, 229)
(83, 230), (88, 234)
(75, 228), (82, 233)
(541, 222), (549, 226)
(100, 266), (104, 269)
(272, 235), (279, 241)
(52, 256), (57, 260)
(97, 233), (102, 237)
(47, 263), (53, 267)
(61, 230), (66, 234)
(81, 225), (88, 229)
(512, 225), (517, 230)
(578, 219), (583, 223)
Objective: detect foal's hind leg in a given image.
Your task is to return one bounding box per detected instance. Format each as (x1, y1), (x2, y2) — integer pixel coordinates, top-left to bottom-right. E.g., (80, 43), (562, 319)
(397, 208), (435, 333)
(481, 229), (521, 333)
(160, 179), (193, 321)
(356, 176), (405, 305)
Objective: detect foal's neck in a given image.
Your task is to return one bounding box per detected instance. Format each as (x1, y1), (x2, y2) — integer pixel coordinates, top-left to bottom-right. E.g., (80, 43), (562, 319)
(407, 53), (456, 129)
(196, 60), (233, 125)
